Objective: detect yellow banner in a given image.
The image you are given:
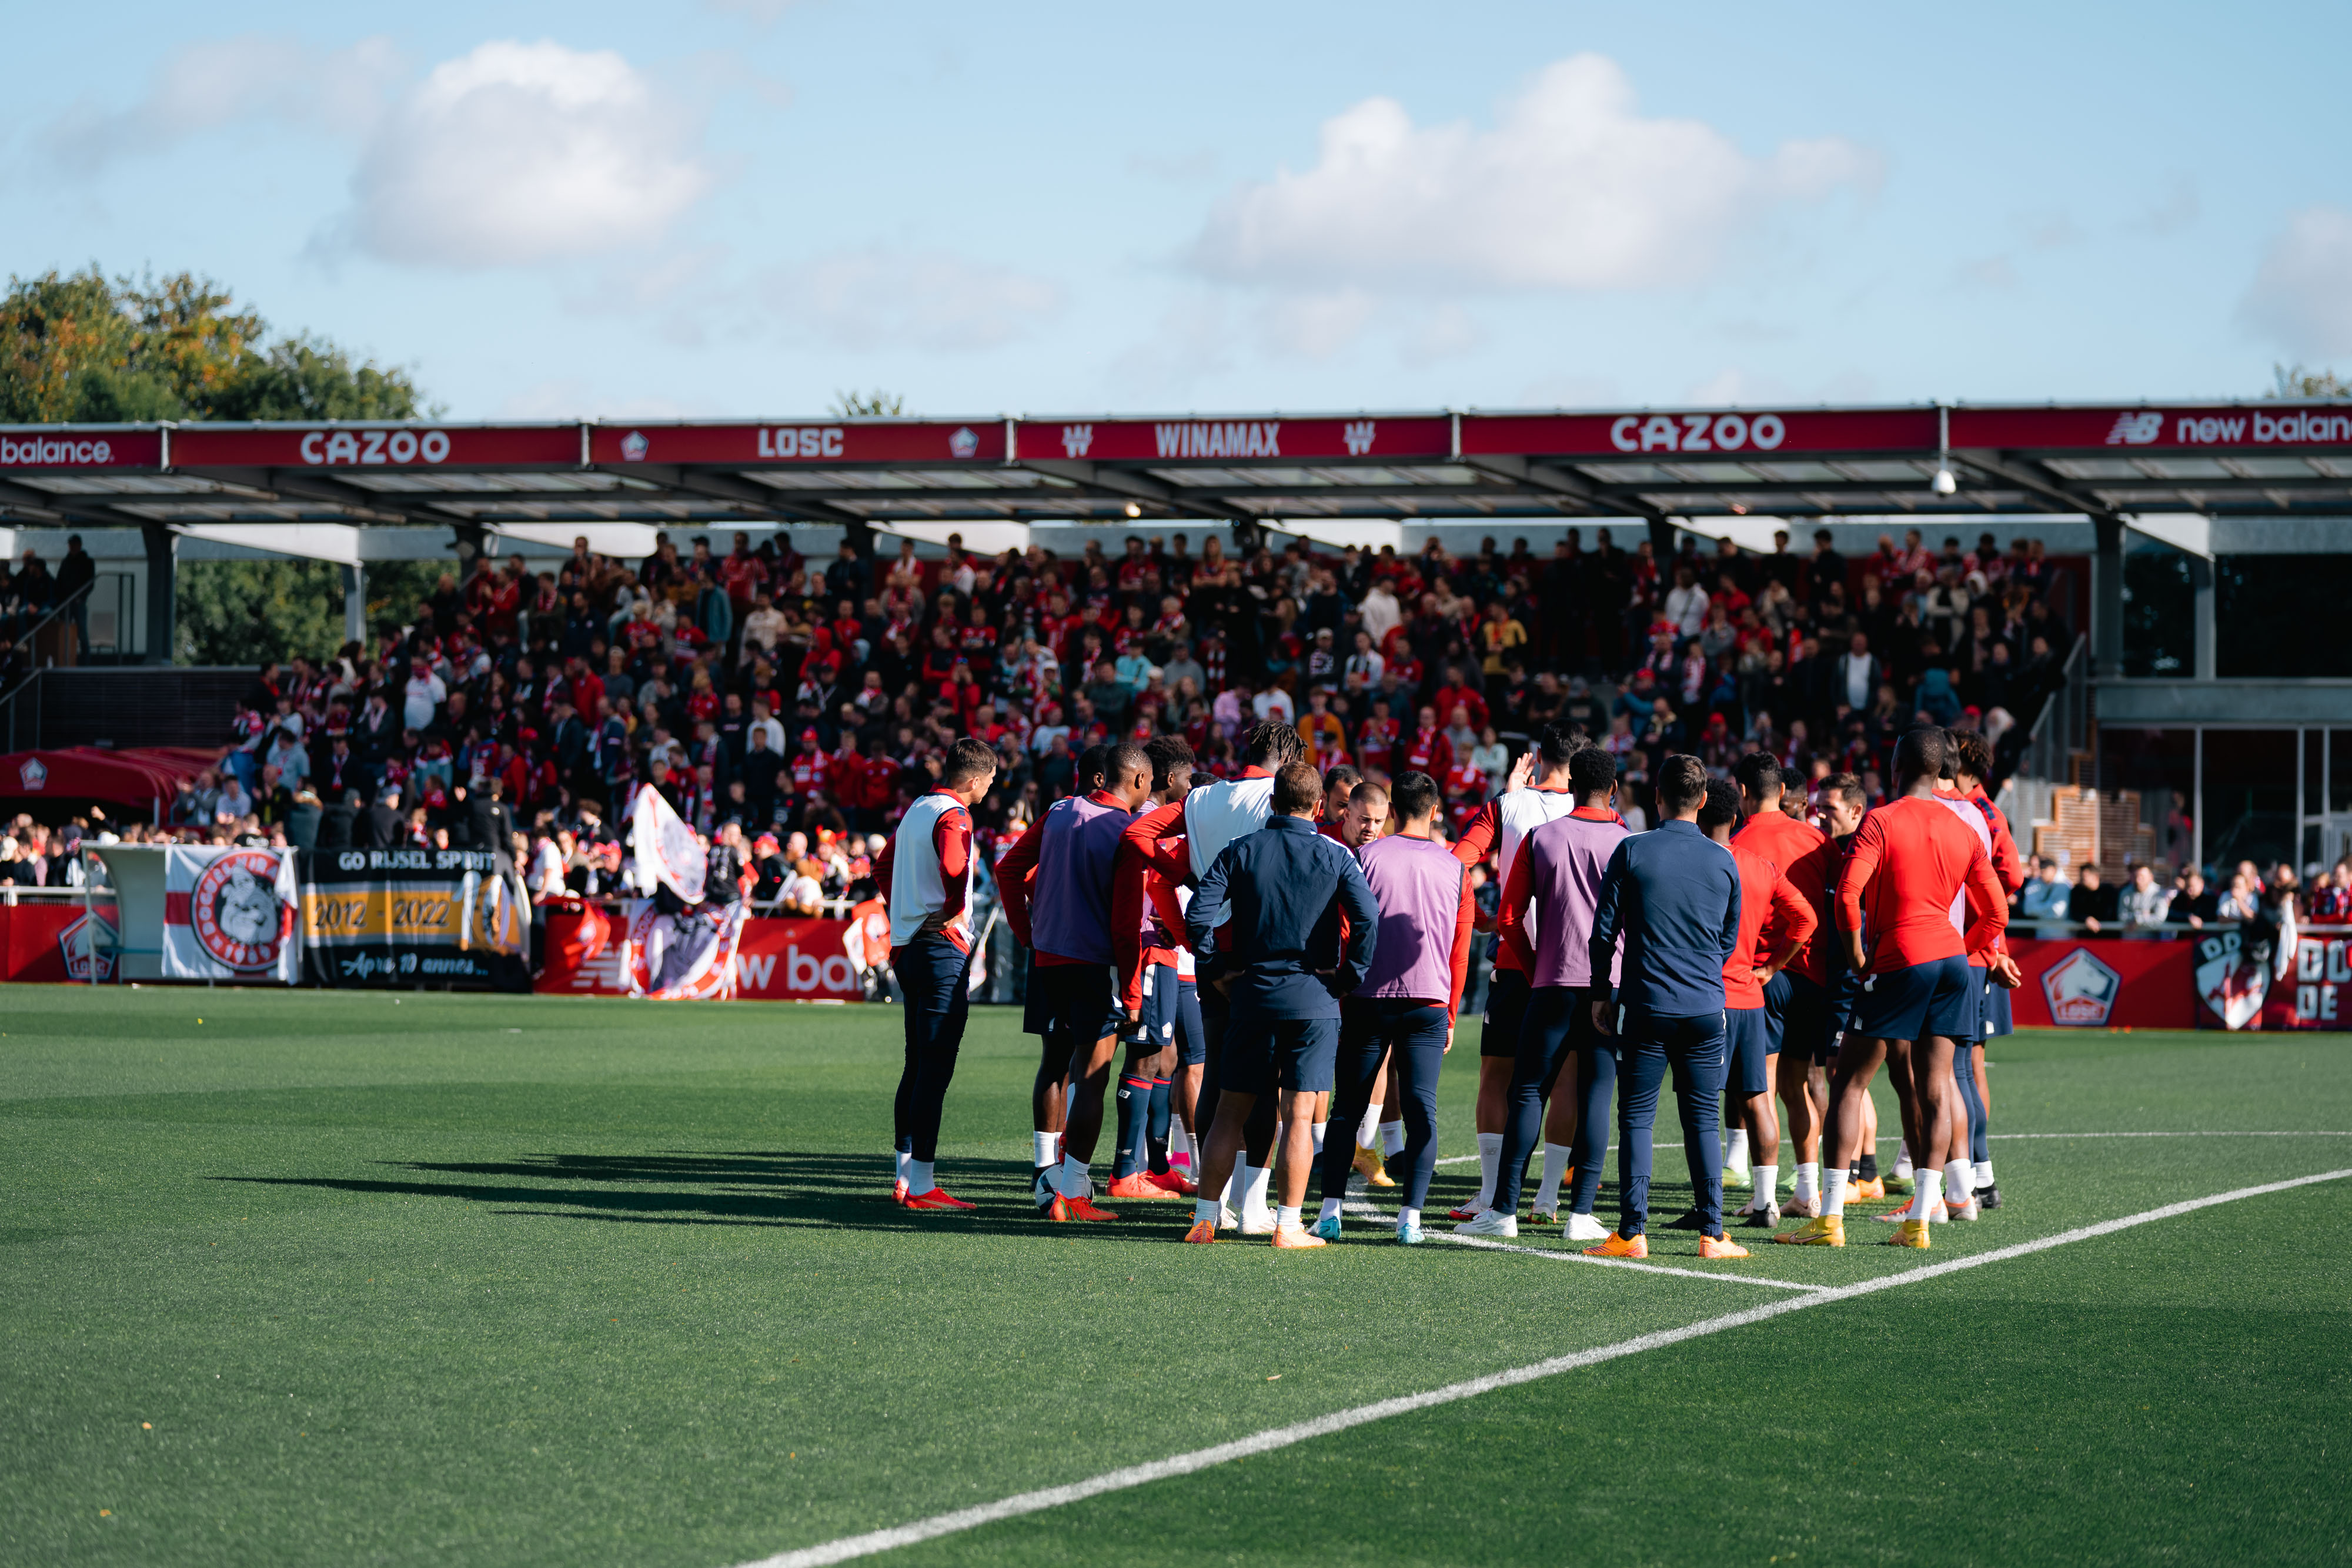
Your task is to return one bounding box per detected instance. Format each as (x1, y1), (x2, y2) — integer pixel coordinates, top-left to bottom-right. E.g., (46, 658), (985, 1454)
(300, 881), (523, 953)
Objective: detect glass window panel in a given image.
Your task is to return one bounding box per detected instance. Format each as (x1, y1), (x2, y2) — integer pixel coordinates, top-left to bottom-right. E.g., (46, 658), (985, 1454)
(2332, 731), (2352, 815)
(2201, 729), (2298, 877)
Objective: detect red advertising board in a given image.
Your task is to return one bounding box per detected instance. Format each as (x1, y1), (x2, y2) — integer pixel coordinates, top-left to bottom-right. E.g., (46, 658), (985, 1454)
(589, 420), (1005, 467)
(171, 424), (580, 470)
(536, 912), (868, 1002)
(1952, 404), (2352, 454)
(2189, 924), (2352, 1031)
(0, 902), (113, 984)
(1014, 416), (1454, 464)
(0, 427), (165, 470)
(2004, 937), (2197, 1030)
(1461, 407), (1937, 461)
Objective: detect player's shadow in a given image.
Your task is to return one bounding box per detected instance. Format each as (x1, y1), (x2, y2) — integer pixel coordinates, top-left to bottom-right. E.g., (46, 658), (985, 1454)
(213, 1151), (1182, 1236)
(216, 1151), (1695, 1238)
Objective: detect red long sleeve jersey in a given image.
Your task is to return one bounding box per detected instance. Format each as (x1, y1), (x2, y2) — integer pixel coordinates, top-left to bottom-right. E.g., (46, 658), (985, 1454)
(1723, 842), (1819, 1008)
(1731, 810), (1836, 985)
(1835, 796), (2007, 974)
(1112, 801), (1192, 1012)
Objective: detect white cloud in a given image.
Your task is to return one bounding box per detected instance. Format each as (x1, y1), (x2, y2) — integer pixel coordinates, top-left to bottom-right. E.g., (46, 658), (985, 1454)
(1955, 255), (2019, 291)
(41, 34), (399, 172)
(763, 249), (1063, 351)
(1189, 54), (1879, 293)
(2237, 205), (2352, 360)
(343, 41), (714, 268)
(704, 0), (800, 24)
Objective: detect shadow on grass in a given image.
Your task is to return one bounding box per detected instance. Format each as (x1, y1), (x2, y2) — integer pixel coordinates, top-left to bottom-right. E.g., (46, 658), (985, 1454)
(210, 1148), (1700, 1240)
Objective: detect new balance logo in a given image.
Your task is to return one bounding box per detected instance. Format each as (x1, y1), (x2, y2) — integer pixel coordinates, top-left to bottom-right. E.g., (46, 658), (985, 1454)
(2104, 412), (2163, 446)
(1061, 424), (1093, 458)
(1342, 420), (1376, 456)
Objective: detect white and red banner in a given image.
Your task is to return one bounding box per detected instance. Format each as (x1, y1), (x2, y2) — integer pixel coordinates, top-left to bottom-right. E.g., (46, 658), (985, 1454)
(630, 784), (707, 901)
(617, 898), (751, 1000)
(163, 845), (299, 983)
(538, 912), (868, 1002)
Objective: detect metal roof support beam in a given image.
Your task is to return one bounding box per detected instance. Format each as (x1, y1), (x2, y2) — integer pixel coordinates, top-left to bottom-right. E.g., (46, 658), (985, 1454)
(1014, 458), (1251, 523)
(1462, 453), (1662, 521)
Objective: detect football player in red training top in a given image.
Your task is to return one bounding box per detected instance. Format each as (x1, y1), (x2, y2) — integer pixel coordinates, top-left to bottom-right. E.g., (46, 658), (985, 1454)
(1693, 780), (1815, 1230)
(1732, 753), (1838, 1218)
(1782, 729), (2004, 1248)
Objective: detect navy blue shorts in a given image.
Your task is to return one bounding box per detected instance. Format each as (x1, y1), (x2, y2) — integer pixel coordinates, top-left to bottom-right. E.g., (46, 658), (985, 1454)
(1172, 978), (1206, 1066)
(1760, 969), (1791, 1052)
(1481, 968), (1531, 1059)
(1979, 968), (2014, 1038)
(1850, 955), (1977, 1044)
(1137, 962), (1182, 1054)
(1776, 971), (1838, 1065)
(1031, 960), (1120, 1045)
(1725, 1005), (1773, 1095)
(1221, 1012), (1341, 1097)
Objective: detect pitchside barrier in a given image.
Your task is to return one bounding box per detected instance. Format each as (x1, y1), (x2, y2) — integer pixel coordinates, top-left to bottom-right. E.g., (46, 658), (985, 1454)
(6, 878), (2346, 1025)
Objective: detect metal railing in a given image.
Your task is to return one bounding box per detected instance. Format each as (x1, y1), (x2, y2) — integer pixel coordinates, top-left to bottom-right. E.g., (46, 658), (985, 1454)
(2013, 632), (2089, 788)
(0, 580), (98, 751)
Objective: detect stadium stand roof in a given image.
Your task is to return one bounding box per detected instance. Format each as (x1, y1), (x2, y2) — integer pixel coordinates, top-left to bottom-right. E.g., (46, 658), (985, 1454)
(4, 401), (2351, 535)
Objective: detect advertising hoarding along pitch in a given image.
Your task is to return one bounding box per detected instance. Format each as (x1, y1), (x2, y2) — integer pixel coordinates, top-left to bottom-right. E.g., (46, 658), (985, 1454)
(591, 420), (1005, 466)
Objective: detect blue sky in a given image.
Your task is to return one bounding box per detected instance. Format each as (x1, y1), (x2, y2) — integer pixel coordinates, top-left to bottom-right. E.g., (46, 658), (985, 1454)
(4, 1), (2347, 422)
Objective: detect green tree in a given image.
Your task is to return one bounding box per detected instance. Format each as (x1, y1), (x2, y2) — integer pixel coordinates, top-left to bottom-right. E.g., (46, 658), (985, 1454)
(173, 557), (455, 667)
(828, 389), (905, 416)
(2269, 364), (2351, 399)
(0, 267), (423, 423)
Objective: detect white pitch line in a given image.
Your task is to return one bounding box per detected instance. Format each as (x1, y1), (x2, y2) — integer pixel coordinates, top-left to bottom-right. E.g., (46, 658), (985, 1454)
(1435, 1231), (1825, 1292)
(1427, 1131), (2352, 1169)
(1986, 1129), (2352, 1140)
(733, 1166), (2352, 1568)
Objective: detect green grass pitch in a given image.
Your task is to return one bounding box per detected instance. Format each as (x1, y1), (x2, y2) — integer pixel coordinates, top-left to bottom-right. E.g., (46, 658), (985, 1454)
(4, 989), (2348, 1566)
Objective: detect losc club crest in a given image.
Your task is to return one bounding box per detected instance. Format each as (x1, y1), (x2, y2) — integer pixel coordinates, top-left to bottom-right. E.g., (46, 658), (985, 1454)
(948, 426), (979, 459)
(2040, 947), (2121, 1027)
(2194, 927), (2266, 1030)
(18, 757), (46, 790)
(188, 849), (292, 971)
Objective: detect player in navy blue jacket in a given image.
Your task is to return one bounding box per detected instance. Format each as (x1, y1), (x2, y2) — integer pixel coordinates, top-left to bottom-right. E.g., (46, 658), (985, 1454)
(1585, 754), (1748, 1259)
(1184, 760), (1379, 1249)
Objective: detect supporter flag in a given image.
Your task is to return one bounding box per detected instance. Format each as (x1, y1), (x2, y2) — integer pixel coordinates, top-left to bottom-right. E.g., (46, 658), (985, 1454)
(162, 844), (299, 984)
(620, 898), (751, 1000)
(630, 784), (707, 902)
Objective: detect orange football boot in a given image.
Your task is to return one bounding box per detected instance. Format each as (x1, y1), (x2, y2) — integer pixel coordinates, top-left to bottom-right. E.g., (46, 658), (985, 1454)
(903, 1188), (976, 1212)
(1585, 1231), (1650, 1259)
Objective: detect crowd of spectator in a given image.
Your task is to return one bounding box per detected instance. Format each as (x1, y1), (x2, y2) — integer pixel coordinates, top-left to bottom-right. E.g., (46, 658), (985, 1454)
(5, 521), (2097, 904)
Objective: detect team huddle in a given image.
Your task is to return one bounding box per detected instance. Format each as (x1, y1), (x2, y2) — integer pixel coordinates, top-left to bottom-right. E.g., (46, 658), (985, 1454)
(876, 716), (2018, 1255)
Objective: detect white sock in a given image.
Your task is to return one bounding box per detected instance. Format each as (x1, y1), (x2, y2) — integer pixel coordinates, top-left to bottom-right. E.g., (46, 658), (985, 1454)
(895, 1148), (912, 1185)
(1973, 1160), (1994, 1187)
(1217, 1168), (1237, 1211)
(1908, 1169), (1940, 1221)
(1823, 1168), (1849, 1218)
(1379, 1119), (1405, 1156)
(1793, 1162), (1820, 1202)
(1749, 1163), (1775, 1202)
(1398, 1206), (1421, 1231)
(1475, 1132), (1503, 1208)
(1311, 1121), (1328, 1156)
(1193, 1197), (1221, 1226)
(1535, 1142), (1572, 1210)
(1058, 1154), (1090, 1198)
(1171, 1121), (1194, 1166)
(1242, 1162), (1273, 1218)
(1894, 1139), (1915, 1178)
(1276, 1204), (1301, 1231)
(1356, 1102), (1384, 1147)
(1726, 1128), (1750, 1170)
(1032, 1131), (1057, 1168)
(1944, 1158), (1973, 1206)
(1318, 1197), (1344, 1223)
(907, 1158), (934, 1195)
